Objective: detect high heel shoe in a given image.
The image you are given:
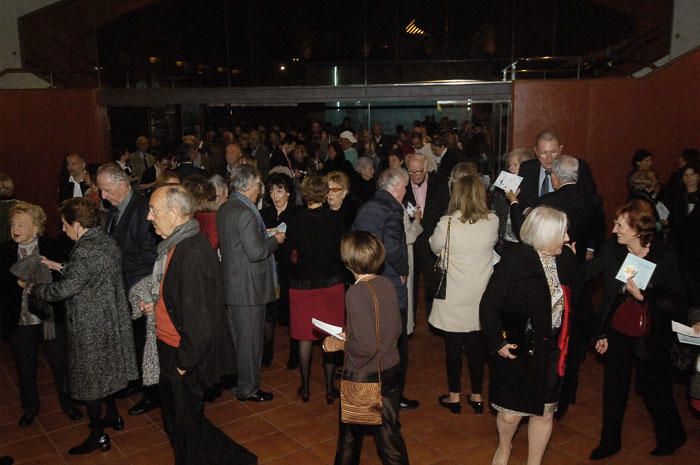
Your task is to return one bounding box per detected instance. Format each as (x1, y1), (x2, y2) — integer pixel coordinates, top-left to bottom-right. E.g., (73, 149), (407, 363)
(326, 389), (340, 405)
(297, 387), (310, 403)
(68, 433), (111, 455)
(589, 444), (620, 460)
(438, 394), (461, 414)
(467, 396), (484, 414)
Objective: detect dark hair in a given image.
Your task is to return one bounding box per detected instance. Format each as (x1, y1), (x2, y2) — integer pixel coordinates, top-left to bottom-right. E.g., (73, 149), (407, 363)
(327, 142), (345, 161)
(632, 149), (652, 168)
(266, 172), (294, 197)
(388, 149), (404, 163)
(681, 148), (699, 165)
(431, 134), (447, 147)
(615, 200), (656, 247)
(86, 163), (100, 184)
(683, 160), (700, 181)
(182, 175), (216, 211)
(340, 231), (386, 274)
(60, 198), (101, 229)
(176, 143), (194, 163)
(281, 135), (297, 146)
(301, 175), (328, 204)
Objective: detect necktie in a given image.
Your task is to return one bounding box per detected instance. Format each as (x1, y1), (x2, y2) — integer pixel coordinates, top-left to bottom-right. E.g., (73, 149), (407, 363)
(540, 170), (551, 196)
(107, 211), (120, 234)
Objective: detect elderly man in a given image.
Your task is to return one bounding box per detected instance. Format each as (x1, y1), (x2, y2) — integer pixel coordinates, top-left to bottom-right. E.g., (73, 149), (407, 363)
(352, 167), (419, 410)
(58, 153), (88, 202)
(129, 136), (154, 183)
(404, 153), (450, 318)
(147, 186), (255, 465)
(339, 130), (359, 167)
(96, 163), (159, 415)
(217, 164), (284, 402)
(517, 130), (597, 210)
(222, 143), (242, 179)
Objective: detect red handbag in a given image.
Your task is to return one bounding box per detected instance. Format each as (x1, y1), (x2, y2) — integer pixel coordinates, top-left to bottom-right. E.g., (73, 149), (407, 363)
(611, 298), (650, 338)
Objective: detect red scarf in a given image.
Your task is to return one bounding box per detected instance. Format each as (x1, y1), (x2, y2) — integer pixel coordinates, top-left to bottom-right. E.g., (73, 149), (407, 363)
(557, 285), (572, 377)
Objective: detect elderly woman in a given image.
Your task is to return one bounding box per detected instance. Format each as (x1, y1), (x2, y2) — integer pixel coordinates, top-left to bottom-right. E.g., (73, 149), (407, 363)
(0, 202), (81, 427)
(323, 231), (409, 465)
(260, 173), (299, 368)
(480, 206), (586, 465)
(286, 176), (346, 403)
(182, 174), (228, 250)
(28, 198), (137, 455)
(350, 156), (376, 204)
(326, 170), (361, 230)
(430, 176), (499, 414)
(585, 200), (687, 460)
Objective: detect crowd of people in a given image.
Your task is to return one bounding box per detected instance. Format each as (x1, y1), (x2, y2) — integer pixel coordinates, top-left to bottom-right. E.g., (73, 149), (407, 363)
(0, 119), (698, 465)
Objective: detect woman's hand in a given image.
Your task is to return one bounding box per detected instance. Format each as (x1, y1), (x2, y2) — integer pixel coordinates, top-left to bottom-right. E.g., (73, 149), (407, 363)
(40, 256), (63, 272)
(505, 190), (519, 204)
(692, 322), (700, 335)
(413, 208), (423, 223)
(625, 277), (644, 301)
(497, 343), (518, 359)
(17, 279), (28, 289)
(139, 302), (155, 316)
(322, 335), (345, 352)
(595, 338), (608, 354)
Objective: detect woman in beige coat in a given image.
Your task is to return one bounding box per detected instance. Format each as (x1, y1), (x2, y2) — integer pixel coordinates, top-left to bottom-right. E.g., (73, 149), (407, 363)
(428, 175), (498, 414)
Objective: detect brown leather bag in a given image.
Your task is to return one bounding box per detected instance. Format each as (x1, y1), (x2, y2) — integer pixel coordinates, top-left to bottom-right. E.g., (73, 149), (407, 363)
(340, 282), (383, 425)
(611, 297), (651, 338)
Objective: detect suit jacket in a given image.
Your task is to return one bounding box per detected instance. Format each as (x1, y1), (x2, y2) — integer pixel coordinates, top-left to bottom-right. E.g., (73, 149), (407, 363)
(58, 179), (89, 203)
(352, 190), (409, 308)
(512, 183), (606, 263)
(437, 148), (461, 179)
(518, 158), (597, 210)
(162, 234), (236, 387)
(269, 147), (293, 170)
(217, 194), (278, 306)
(105, 189), (158, 291)
(404, 173), (450, 269)
(176, 162), (206, 180)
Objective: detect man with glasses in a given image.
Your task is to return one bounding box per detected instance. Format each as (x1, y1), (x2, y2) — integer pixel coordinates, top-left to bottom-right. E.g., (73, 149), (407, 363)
(404, 153), (450, 320)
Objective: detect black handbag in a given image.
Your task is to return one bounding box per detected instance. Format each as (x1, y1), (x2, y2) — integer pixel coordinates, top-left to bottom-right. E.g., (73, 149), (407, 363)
(432, 218), (451, 300)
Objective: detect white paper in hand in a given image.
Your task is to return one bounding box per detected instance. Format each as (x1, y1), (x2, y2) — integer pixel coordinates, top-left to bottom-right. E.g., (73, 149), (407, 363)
(655, 202), (670, 221)
(615, 253), (656, 290)
(493, 171), (523, 193)
(672, 321), (700, 346)
(312, 318), (345, 340)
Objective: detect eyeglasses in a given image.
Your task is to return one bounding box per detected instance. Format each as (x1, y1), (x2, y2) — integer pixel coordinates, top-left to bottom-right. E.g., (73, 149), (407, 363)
(407, 170), (425, 175)
(328, 187), (345, 193)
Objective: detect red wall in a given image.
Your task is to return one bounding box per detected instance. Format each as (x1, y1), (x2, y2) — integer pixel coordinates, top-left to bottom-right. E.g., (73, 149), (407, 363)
(512, 48), (700, 224)
(0, 89), (110, 234)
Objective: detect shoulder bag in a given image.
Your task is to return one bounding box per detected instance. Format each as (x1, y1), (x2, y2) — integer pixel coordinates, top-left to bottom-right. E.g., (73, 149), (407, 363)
(611, 296), (650, 338)
(433, 217), (451, 300)
(340, 282), (384, 425)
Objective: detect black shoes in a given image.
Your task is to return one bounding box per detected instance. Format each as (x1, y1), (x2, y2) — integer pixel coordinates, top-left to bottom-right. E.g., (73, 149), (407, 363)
(297, 387), (310, 403)
(64, 407), (83, 421)
(589, 444), (620, 460)
(399, 396), (420, 410)
(68, 433), (111, 455)
(650, 433), (687, 456)
(0, 456), (14, 465)
(18, 412), (37, 427)
(101, 415), (124, 431)
(128, 397), (159, 416)
(326, 389), (340, 405)
(438, 395), (461, 414)
(237, 390), (274, 402)
(467, 398), (484, 414)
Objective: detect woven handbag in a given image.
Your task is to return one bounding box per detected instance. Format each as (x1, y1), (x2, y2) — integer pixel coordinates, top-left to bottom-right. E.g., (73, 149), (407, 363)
(433, 218), (451, 300)
(340, 282), (383, 425)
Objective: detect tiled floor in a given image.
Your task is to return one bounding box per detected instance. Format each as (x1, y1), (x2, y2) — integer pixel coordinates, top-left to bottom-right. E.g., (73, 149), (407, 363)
(0, 317), (697, 465)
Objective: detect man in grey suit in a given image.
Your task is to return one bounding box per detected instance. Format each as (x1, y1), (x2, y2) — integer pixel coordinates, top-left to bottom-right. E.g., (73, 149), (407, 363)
(217, 164), (285, 402)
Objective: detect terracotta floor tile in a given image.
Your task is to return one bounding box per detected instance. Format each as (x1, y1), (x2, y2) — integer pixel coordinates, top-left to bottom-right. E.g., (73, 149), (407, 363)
(282, 418), (338, 448)
(310, 437), (339, 465)
(260, 401), (316, 430)
(415, 426), (482, 457)
(1, 436), (58, 463)
(0, 403), (23, 427)
(37, 409), (87, 433)
(13, 451), (67, 465)
(125, 442), (174, 465)
(403, 437), (444, 465)
(220, 415), (277, 444)
(0, 420), (44, 446)
(264, 449), (328, 465)
(206, 398), (255, 426)
(111, 424), (169, 455)
(243, 431), (303, 463)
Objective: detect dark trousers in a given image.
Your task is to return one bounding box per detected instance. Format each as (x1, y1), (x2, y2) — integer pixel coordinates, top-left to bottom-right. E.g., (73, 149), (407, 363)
(442, 330), (485, 394)
(599, 330), (685, 450)
(158, 341), (256, 465)
(10, 324), (74, 414)
(397, 307), (409, 398)
(334, 367), (409, 465)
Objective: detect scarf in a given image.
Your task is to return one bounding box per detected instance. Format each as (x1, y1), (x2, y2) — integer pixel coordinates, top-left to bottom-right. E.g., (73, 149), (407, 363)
(150, 219), (200, 303)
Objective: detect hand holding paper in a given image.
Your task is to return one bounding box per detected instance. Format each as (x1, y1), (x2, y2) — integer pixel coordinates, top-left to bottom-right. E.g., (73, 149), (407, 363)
(615, 253), (656, 290)
(494, 171), (523, 194)
(312, 318), (345, 340)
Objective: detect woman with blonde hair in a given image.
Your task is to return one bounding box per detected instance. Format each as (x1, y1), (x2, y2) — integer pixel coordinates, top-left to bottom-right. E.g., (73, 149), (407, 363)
(429, 176), (499, 414)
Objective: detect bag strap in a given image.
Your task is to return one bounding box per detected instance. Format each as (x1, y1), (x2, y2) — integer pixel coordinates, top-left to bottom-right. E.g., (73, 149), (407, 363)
(442, 218), (451, 271)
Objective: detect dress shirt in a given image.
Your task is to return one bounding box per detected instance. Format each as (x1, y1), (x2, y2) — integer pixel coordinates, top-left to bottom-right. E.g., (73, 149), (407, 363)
(68, 176), (83, 198)
(538, 166), (552, 196)
(411, 175), (429, 213)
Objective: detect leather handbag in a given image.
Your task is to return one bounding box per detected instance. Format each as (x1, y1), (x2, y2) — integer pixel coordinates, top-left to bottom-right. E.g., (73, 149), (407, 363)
(611, 297), (650, 338)
(432, 218), (451, 300)
(340, 282), (383, 425)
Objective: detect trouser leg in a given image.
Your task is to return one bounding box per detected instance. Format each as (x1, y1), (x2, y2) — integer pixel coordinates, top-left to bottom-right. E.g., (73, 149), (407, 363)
(463, 330), (485, 395)
(40, 324), (74, 412)
(263, 301), (277, 366)
(373, 371), (409, 465)
(10, 325), (41, 415)
(334, 422), (364, 465)
(397, 307), (409, 397)
(599, 330), (635, 448)
(637, 358), (686, 449)
(227, 304), (266, 398)
(442, 331), (463, 393)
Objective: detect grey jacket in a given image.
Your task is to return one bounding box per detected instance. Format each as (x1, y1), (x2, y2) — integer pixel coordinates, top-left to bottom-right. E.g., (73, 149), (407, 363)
(33, 228), (138, 401)
(217, 194), (278, 306)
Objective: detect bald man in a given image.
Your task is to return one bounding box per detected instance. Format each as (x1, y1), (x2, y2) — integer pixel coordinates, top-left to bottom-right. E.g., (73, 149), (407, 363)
(58, 153), (88, 203)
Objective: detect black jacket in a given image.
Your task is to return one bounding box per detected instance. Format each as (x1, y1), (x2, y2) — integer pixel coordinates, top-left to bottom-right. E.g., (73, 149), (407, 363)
(480, 244), (587, 415)
(58, 179), (89, 203)
(404, 173), (450, 269)
(105, 190), (158, 290)
(436, 148), (461, 179)
(162, 234), (236, 388)
(518, 158), (598, 210)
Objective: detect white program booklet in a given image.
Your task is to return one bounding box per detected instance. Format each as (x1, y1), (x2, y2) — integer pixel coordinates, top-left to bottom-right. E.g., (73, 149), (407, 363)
(615, 253), (656, 290)
(493, 171), (523, 193)
(312, 318), (345, 340)
(672, 321), (700, 346)
(655, 201), (670, 221)
(266, 222), (287, 237)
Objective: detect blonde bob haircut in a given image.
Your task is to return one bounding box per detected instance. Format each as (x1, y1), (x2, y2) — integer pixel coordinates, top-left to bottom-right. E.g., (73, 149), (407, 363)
(340, 231), (386, 275)
(10, 201), (48, 236)
(520, 206), (568, 252)
(447, 175), (490, 224)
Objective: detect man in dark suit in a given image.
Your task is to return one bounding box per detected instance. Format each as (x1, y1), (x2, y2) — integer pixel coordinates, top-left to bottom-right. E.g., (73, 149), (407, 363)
(217, 164), (284, 402)
(518, 130), (597, 210)
(430, 134), (462, 179)
(175, 143), (206, 181)
(147, 185), (256, 465)
(371, 123), (391, 162)
(404, 153), (450, 317)
(97, 163), (159, 415)
(269, 135), (296, 171)
(58, 153), (89, 202)
(352, 167), (420, 411)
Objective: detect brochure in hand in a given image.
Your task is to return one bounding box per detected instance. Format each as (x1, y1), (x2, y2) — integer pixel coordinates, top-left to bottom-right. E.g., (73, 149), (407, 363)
(615, 253), (656, 290)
